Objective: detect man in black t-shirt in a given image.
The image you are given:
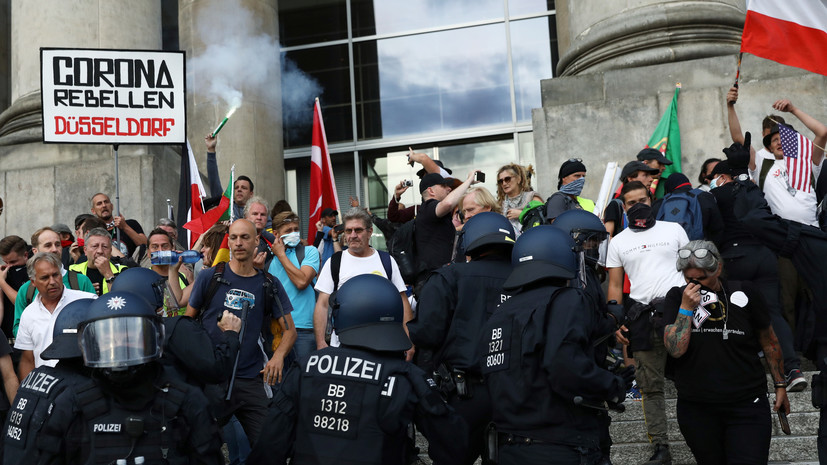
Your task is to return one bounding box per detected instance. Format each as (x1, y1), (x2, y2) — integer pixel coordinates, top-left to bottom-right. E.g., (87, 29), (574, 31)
(90, 192), (147, 258)
(414, 171), (478, 288)
(0, 236), (30, 338)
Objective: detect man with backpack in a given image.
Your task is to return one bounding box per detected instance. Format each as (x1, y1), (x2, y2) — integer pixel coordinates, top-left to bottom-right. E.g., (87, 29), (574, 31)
(653, 173), (723, 242)
(186, 219), (297, 446)
(313, 208), (414, 360)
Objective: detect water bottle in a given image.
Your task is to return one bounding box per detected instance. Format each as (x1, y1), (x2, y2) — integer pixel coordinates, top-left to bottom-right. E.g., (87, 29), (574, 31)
(150, 250), (201, 265)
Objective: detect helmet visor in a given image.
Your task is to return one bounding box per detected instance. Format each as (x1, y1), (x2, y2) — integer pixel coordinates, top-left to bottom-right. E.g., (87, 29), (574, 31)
(80, 317), (163, 368)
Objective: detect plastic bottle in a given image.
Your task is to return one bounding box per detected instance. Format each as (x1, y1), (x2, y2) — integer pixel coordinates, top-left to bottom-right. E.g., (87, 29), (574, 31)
(150, 250), (201, 265)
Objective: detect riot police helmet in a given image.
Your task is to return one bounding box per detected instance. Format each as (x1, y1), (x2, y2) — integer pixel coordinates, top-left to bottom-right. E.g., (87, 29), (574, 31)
(78, 291), (164, 369)
(331, 274), (411, 352)
(503, 225), (577, 290)
(40, 297), (95, 360)
(551, 209), (608, 249)
(109, 267), (166, 310)
(462, 211), (516, 256)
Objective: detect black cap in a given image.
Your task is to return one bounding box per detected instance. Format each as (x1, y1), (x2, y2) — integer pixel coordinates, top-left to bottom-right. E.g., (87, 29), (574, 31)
(321, 208), (338, 218)
(636, 148), (673, 165)
(419, 173), (453, 194)
(416, 160), (452, 179)
(709, 160), (732, 178)
(664, 173), (692, 193)
(620, 161), (659, 181)
(558, 159), (587, 180)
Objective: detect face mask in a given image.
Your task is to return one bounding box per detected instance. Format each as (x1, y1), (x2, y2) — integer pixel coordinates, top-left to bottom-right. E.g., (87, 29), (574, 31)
(709, 176), (721, 189)
(626, 202), (655, 230)
(559, 177), (586, 196)
(281, 231), (301, 248)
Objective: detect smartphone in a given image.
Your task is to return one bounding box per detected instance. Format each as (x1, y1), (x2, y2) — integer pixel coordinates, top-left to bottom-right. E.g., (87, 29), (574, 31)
(77, 238), (85, 248)
(333, 224), (344, 234)
(475, 171), (486, 183)
(777, 410), (791, 435)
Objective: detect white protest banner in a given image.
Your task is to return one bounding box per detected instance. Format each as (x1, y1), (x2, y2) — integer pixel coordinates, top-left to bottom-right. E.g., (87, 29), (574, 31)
(41, 48), (186, 144)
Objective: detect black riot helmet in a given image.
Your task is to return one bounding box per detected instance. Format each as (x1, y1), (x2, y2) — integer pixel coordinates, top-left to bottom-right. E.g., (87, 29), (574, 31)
(109, 267), (166, 310)
(551, 210), (608, 250)
(40, 297), (95, 361)
(503, 225), (577, 291)
(462, 211), (516, 256)
(331, 274), (411, 352)
(78, 291), (164, 370)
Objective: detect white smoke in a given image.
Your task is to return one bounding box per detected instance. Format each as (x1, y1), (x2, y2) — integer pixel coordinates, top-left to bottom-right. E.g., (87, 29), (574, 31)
(188, 0), (322, 124)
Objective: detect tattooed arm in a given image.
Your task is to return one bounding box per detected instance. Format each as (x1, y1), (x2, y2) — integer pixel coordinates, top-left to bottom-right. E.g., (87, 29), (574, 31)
(663, 283), (701, 358)
(758, 325), (791, 414)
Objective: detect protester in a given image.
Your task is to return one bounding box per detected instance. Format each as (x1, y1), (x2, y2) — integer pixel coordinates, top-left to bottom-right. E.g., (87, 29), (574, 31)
(496, 163), (542, 234)
(545, 158), (594, 222)
(603, 161), (659, 236)
(68, 228), (128, 295)
(663, 240), (789, 464)
(652, 172), (724, 242)
(312, 207), (340, 266)
(696, 157), (721, 192)
(89, 192), (147, 258)
(244, 196), (277, 270)
(0, 236), (29, 336)
(146, 228), (190, 315)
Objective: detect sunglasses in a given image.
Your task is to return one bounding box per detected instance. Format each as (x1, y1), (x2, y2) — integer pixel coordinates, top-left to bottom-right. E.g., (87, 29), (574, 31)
(497, 176), (515, 185)
(678, 248), (713, 260)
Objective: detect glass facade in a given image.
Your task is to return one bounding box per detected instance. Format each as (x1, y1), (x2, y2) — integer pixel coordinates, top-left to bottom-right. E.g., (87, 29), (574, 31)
(278, 0), (557, 243)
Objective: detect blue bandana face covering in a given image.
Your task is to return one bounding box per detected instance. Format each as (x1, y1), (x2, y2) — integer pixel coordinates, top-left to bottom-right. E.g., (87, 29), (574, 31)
(559, 177), (586, 196)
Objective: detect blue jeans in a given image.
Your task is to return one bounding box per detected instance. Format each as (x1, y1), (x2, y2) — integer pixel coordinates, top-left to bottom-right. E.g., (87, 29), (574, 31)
(293, 329), (317, 360)
(225, 415), (250, 465)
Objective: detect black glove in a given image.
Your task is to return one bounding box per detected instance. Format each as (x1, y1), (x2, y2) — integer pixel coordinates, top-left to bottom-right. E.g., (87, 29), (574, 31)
(618, 365), (636, 392)
(606, 300), (625, 329)
(723, 131), (751, 171)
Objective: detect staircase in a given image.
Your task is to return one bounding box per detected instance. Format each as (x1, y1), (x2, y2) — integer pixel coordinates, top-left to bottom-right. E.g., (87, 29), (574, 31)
(610, 373), (820, 464)
(414, 372), (821, 464)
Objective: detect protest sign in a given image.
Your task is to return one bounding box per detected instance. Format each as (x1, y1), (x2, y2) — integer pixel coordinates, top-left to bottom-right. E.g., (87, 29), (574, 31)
(41, 48), (186, 144)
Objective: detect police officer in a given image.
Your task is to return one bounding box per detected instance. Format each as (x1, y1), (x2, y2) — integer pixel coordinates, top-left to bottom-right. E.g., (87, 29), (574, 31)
(552, 210), (626, 465)
(408, 211), (514, 464)
(49, 291), (223, 464)
(480, 226), (634, 465)
(110, 267), (242, 387)
(3, 297), (94, 464)
(247, 274), (468, 465)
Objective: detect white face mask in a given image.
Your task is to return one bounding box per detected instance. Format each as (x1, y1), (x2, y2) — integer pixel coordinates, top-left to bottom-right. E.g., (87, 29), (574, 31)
(709, 176), (722, 189)
(281, 231), (301, 248)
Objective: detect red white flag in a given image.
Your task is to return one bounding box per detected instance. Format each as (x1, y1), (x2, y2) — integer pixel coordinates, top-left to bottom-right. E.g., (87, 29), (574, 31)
(742, 0), (827, 76)
(177, 141), (207, 248)
(308, 99), (340, 239)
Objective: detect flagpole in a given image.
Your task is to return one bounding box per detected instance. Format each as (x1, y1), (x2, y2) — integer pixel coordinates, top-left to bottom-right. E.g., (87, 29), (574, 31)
(734, 52), (742, 89)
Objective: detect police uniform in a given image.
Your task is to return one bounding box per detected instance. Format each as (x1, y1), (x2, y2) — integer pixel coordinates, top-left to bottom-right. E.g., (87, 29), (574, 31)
(408, 256), (511, 464)
(247, 347), (467, 465)
(3, 360), (90, 464)
(481, 285), (625, 464)
(161, 315), (240, 387)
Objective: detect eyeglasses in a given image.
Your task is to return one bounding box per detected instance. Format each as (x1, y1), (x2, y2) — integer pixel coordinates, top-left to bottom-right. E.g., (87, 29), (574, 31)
(567, 158), (583, 163)
(678, 248), (712, 260)
(497, 176), (514, 185)
(344, 227), (367, 235)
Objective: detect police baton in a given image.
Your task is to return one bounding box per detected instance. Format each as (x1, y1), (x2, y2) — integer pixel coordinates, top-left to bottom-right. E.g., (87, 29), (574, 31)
(573, 396), (625, 413)
(225, 298), (250, 401)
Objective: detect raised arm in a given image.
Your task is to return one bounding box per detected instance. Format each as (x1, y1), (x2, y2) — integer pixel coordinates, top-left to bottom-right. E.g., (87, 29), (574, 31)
(774, 99), (827, 166)
(726, 86), (758, 171)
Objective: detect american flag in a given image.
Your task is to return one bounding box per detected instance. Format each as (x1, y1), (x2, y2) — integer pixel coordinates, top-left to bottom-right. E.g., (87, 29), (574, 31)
(778, 123), (813, 193)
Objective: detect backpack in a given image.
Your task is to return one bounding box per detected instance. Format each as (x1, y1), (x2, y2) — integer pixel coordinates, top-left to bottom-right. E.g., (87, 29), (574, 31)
(387, 219), (418, 284)
(655, 188), (704, 240)
(520, 200), (547, 231)
(25, 270), (81, 306)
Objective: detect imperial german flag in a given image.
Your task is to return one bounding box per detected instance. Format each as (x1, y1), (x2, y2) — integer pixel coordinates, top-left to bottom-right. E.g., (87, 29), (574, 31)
(183, 177), (232, 237)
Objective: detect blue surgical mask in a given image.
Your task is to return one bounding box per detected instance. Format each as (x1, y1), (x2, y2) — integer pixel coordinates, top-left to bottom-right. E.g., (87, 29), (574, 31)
(281, 232), (301, 248)
(709, 176), (721, 189)
(559, 177), (585, 196)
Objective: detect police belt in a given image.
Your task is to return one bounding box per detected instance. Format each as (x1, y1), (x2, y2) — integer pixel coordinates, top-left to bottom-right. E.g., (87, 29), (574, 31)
(498, 432), (548, 445)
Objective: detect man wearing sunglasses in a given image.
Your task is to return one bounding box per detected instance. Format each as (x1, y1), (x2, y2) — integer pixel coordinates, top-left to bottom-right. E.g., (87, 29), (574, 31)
(606, 181), (689, 465)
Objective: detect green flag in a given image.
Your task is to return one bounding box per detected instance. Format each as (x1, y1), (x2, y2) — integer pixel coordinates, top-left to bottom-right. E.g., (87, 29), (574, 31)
(647, 84), (681, 198)
(218, 176), (233, 222)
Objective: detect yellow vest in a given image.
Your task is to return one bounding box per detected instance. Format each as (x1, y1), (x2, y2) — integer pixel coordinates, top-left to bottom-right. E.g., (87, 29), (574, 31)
(576, 196), (596, 213)
(69, 261), (127, 294)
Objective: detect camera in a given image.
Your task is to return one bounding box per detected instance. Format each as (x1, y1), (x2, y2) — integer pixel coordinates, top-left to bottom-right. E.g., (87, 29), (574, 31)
(403, 180), (413, 187)
(474, 172), (485, 183)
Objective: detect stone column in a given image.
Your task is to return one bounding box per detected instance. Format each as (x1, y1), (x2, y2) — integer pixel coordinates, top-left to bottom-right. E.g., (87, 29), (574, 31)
(0, 0), (179, 238)
(178, 0), (284, 206)
(556, 0), (745, 76)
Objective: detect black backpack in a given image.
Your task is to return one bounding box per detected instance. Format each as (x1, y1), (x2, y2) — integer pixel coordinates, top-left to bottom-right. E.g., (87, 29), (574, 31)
(387, 219), (418, 284)
(25, 270), (81, 306)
